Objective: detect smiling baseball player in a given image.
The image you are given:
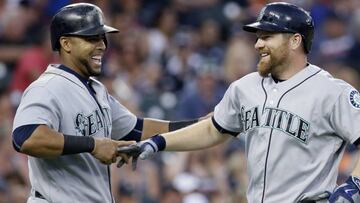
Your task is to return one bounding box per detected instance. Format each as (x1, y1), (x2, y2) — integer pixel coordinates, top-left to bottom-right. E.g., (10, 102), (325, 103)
(124, 2), (360, 203)
(12, 3), (202, 203)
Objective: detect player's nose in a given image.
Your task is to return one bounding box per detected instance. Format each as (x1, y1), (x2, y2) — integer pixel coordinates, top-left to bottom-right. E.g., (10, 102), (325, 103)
(254, 38), (264, 50)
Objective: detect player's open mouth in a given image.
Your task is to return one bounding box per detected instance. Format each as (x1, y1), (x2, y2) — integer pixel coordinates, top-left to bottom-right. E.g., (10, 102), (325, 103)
(91, 56), (102, 65)
(260, 53), (269, 58)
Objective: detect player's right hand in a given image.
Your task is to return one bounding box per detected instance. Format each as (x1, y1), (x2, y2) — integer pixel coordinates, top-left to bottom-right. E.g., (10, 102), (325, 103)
(328, 176), (360, 203)
(137, 138), (160, 160)
(116, 135), (163, 170)
(91, 138), (135, 165)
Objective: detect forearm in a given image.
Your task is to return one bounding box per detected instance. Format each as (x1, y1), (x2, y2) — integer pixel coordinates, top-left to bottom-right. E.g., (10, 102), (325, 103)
(141, 117), (201, 140)
(351, 153), (360, 177)
(163, 118), (231, 151)
(141, 118), (169, 139)
(20, 125), (65, 158)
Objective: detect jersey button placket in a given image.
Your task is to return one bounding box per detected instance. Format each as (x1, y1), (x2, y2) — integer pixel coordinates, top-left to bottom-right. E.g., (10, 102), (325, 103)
(269, 87), (278, 106)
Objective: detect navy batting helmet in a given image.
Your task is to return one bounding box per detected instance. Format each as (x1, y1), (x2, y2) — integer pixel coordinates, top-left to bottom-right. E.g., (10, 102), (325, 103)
(243, 2), (314, 53)
(50, 3), (119, 51)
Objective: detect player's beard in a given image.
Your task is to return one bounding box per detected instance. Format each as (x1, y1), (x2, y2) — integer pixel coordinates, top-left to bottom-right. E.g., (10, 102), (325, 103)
(80, 57), (102, 77)
(257, 41), (290, 77)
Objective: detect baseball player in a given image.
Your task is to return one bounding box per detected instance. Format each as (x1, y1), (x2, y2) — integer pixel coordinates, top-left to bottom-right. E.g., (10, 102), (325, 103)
(12, 3), (201, 203)
(123, 2), (360, 203)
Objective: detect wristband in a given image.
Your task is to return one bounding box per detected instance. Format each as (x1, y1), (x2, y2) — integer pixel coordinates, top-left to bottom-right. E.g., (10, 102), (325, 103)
(169, 119), (198, 131)
(62, 135), (95, 155)
(151, 134), (166, 151)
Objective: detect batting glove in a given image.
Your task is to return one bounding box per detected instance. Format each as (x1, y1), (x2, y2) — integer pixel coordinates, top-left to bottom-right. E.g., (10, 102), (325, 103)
(138, 134), (166, 160)
(116, 134), (166, 170)
(329, 176), (360, 203)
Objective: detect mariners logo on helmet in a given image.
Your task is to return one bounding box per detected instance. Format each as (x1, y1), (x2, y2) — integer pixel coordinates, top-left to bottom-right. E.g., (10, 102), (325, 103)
(349, 90), (360, 109)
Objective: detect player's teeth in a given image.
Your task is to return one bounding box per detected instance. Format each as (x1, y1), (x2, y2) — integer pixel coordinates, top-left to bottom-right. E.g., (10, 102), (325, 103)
(91, 56), (101, 62)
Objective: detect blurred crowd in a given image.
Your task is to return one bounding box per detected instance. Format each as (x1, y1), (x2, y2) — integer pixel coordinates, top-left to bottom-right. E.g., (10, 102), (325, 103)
(1, 0), (360, 202)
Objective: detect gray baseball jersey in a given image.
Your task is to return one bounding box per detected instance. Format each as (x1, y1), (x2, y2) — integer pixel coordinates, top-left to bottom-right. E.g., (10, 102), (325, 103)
(13, 64), (137, 203)
(213, 64), (360, 203)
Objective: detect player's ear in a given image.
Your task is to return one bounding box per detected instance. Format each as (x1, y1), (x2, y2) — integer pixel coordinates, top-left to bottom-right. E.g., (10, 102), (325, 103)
(289, 33), (302, 51)
(59, 36), (71, 53)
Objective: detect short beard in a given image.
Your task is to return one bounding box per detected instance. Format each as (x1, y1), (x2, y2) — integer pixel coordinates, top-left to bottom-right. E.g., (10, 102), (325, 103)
(80, 58), (101, 77)
(257, 41), (290, 78)
(257, 58), (272, 77)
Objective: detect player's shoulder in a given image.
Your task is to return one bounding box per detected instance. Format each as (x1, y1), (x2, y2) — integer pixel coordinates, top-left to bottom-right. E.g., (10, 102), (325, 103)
(24, 64), (85, 95)
(230, 72), (262, 86)
(312, 64), (354, 92)
(24, 65), (59, 90)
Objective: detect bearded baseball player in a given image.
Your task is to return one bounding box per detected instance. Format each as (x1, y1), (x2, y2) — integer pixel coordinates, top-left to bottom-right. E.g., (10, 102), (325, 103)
(123, 2), (360, 203)
(12, 3), (201, 203)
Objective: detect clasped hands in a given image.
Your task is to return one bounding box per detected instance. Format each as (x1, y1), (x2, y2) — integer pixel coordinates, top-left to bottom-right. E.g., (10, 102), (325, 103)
(116, 137), (161, 170)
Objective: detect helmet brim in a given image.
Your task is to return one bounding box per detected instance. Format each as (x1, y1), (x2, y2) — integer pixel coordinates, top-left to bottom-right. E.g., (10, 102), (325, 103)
(243, 21), (293, 33)
(70, 24), (119, 36)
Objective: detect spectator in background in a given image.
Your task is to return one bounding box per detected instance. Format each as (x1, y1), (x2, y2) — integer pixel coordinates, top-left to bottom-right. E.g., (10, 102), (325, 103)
(163, 28), (207, 93)
(315, 11), (354, 64)
(196, 19), (225, 68)
(346, 9), (360, 73)
(0, 1), (38, 91)
(10, 29), (56, 108)
(223, 34), (256, 83)
(146, 7), (178, 63)
(160, 185), (182, 203)
(176, 62), (225, 119)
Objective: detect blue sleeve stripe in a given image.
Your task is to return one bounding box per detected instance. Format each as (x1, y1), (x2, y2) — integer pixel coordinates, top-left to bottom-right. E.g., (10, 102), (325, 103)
(120, 129), (142, 142)
(211, 116), (239, 137)
(354, 137), (360, 146)
(134, 118), (143, 131)
(12, 124), (40, 152)
(119, 118), (143, 142)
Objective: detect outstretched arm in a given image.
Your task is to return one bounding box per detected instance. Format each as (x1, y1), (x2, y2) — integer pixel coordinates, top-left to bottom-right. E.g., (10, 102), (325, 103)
(14, 124), (135, 165)
(163, 117), (230, 151)
(351, 155), (360, 177)
(124, 112), (213, 141)
(117, 117), (233, 168)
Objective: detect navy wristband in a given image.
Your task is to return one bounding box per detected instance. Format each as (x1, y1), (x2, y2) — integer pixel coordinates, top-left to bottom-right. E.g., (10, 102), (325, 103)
(62, 135), (95, 155)
(151, 134), (166, 151)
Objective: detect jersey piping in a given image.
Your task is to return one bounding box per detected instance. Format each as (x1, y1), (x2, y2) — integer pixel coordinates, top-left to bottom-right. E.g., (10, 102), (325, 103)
(260, 69), (322, 203)
(53, 65), (115, 203)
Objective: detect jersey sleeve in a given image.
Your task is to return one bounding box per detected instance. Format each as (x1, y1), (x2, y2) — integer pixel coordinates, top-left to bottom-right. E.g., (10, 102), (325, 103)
(213, 82), (242, 133)
(13, 86), (61, 131)
(330, 88), (360, 144)
(107, 94), (137, 140)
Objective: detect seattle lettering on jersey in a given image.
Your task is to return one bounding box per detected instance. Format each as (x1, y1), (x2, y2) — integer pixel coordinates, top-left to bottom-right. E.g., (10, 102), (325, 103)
(241, 106), (310, 143)
(74, 107), (111, 137)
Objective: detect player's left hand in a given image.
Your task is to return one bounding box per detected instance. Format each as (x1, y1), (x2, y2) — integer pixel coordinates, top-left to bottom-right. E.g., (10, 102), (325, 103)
(116, 135), (165, 170)
(329, 176), (360, 203)
(116, 145), (141, 170)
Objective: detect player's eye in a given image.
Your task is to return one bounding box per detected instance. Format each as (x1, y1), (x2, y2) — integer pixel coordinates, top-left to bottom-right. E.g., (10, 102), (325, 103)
(83, 35), (105, 43)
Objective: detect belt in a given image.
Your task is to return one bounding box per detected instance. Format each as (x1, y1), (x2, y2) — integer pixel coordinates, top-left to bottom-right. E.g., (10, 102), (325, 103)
(35, 191), (45, 199)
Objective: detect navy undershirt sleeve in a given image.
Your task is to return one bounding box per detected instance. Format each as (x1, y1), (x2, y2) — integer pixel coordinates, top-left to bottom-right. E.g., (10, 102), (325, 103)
(353, 137), (360, 147)
(211, 116), (239, 137)
(120, 118), (143, 142)
(12, 124), (40, 152)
